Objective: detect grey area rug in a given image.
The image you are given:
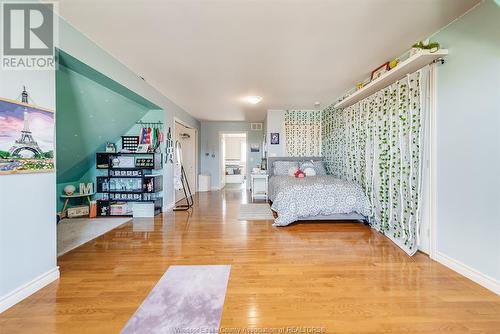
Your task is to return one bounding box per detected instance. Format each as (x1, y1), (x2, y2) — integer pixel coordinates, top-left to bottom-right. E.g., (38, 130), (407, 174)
(121, 265), (231, 334)
(238, 203), (274, 220)
(57, 217), (130, 256)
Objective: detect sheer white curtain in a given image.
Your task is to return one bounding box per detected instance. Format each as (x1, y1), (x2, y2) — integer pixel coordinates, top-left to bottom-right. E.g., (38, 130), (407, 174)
(321, 67), (431, 255)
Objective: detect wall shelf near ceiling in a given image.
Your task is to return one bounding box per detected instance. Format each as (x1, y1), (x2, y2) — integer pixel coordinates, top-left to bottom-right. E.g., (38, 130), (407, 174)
(334, 49), (448, 109)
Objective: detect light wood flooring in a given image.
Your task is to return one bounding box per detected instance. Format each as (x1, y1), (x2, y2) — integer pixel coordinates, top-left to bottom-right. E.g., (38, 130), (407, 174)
(0, 186), (499, 333)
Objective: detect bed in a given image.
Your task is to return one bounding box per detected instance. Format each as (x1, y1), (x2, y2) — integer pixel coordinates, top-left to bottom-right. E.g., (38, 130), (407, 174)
(268, 157), (371, 227)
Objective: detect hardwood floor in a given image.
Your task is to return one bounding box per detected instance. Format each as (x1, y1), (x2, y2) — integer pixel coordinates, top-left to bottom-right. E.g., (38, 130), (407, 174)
(1, 187), (499, 333)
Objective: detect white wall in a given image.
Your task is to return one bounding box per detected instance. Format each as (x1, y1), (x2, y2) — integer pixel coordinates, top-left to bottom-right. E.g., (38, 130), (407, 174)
(431, 0), (500, 292)
(266, 110), (286, 157)
(0, 70), (58, 312)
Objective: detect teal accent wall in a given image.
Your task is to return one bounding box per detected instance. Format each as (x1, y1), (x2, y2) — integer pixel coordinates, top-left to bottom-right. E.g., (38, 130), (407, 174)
(2, 3), (201, 312)
(431, 0), (500, 281)
(56, 51), (162, 210)
(58, 17), (200, 208)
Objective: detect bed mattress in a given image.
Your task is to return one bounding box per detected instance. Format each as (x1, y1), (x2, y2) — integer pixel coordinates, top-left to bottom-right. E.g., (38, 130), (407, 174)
(269, 175), (371, 226)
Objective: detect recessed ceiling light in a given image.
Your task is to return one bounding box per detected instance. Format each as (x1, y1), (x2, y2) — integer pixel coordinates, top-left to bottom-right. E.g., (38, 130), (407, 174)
(244, 96), (263, 105)
(314, 101), (321, 107)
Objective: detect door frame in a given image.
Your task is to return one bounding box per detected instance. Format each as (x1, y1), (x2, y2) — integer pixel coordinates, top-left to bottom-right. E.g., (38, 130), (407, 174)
(428, 63), (438, 259)
(173, 118), (198, 203)
(219, 131), (248, 190)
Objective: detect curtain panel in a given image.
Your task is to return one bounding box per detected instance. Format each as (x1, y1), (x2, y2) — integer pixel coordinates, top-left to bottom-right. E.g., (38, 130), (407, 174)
(284, 110), (322, 157)
(321, 68), (430, 255)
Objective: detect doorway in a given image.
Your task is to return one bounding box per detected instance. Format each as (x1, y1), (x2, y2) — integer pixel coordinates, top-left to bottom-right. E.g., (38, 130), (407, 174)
(220, 132), (247, 190)
(175, 120), (197, 203)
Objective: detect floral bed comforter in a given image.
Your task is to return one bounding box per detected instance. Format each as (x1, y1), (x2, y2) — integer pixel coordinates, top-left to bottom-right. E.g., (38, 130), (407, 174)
(269, 175), (371, 227)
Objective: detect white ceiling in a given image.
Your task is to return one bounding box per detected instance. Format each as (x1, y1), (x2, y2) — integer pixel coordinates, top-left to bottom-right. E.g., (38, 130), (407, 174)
(57, 0), (479, 122)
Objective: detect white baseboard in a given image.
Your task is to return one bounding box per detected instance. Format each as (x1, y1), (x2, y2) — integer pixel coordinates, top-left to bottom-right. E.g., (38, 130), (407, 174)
(0, 267), (60, 313)
(434, 252), (500, 295)
(163, 201), (175, 212)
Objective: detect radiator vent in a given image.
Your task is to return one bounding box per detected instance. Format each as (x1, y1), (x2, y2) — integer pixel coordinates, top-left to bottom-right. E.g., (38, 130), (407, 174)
(250, 123), (263, 131)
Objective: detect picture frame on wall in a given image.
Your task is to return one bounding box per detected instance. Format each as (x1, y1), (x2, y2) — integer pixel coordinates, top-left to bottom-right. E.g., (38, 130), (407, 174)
(371, 62), (390, 80)
(0, 97), (55, 174)
(250, 144), (260, 152)
(270, 133), (279, 145)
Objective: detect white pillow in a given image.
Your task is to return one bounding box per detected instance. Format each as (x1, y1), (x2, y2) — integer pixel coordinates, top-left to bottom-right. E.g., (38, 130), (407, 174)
(303, 167), (316, 176)
(288, 166), (298, 176)
(300, 160), (327, 175)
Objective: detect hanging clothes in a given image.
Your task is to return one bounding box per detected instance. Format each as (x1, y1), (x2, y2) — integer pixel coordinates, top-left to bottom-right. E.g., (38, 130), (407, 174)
(139, 127), (144, 144)
(151, 126), (157, 149)
(147, 127), (152, 144)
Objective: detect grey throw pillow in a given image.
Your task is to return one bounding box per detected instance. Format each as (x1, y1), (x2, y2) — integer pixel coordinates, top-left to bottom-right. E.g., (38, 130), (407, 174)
(273, 161), (299, 175)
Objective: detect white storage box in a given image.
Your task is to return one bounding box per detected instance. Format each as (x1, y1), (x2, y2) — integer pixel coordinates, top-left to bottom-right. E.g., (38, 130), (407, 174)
(198, 174), (211, 192)
(132, 202), (155, 218)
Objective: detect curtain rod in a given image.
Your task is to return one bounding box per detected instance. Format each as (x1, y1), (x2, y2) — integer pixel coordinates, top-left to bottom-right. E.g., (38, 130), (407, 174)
(136, 120), (163, 125)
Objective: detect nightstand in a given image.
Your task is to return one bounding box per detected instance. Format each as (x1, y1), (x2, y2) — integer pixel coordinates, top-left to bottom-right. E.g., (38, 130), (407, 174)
(250, 174), (268, 202)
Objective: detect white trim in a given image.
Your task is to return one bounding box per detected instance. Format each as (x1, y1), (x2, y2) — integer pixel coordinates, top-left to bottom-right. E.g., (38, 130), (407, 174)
(429, 63), (438, 259)
(219, 131), (249, 190)
(0, 267), (60, 313)
(219, 132), (225, 190)
(434, 252), (500, 295)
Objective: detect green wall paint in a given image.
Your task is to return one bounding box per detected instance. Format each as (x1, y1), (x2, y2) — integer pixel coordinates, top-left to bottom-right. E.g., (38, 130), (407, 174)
(56, 64), (151, 180)
(57, 50), (160, 110)
(430, 0), (500, 280)
(56, 52), (163, 210)
(58, 18), (200, 209)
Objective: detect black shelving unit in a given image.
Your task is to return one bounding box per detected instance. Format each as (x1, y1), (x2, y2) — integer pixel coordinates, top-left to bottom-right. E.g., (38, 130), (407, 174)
(95, 152), (163, 217)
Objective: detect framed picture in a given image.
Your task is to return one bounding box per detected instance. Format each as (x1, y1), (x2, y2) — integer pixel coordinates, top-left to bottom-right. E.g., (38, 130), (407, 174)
(250, 144), (260, 153)
(0, 97), (54, 174)
(371, 62), (389, 80)
(270, 133), (279, 145)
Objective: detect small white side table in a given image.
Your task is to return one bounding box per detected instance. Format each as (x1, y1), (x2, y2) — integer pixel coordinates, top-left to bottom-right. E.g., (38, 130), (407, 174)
(251, 174), (268, 202)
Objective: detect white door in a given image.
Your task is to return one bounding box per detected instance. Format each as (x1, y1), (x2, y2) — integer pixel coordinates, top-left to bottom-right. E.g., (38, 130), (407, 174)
(175, 122), (196, 202)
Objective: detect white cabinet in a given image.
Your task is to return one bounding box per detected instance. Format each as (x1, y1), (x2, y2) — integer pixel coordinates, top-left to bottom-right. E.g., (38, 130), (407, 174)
(198, 174), (211, 192)
(251, 174), (268, 202)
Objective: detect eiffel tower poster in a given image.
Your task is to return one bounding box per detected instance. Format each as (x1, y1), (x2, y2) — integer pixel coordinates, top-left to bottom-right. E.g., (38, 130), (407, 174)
(0, 88), (55, 174)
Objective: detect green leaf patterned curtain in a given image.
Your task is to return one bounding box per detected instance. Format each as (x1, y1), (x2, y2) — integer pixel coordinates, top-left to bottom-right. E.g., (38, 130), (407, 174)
(321, 68), (429, 255)
(284, 110), (322, 157)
